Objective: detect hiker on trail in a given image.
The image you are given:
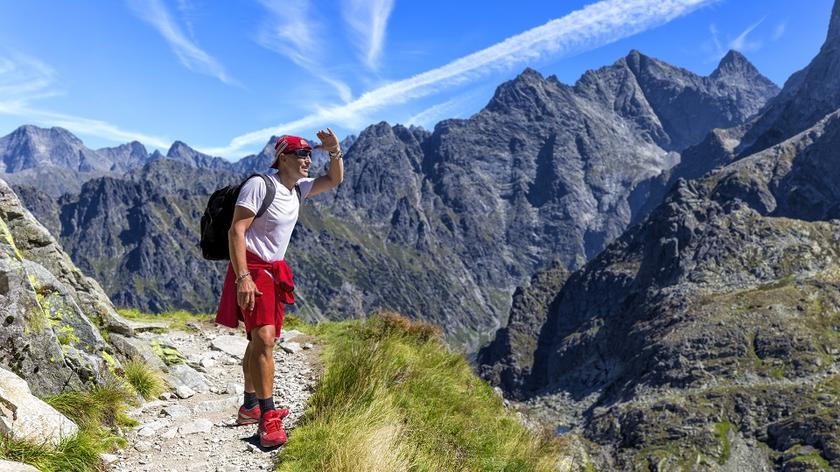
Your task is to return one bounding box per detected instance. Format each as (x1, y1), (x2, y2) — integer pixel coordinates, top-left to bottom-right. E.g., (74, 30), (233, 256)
(215, 129), (344, 448)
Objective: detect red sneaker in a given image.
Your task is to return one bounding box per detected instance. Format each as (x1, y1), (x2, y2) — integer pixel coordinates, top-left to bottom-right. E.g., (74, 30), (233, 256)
(258, 409), (289, 448)
(236, 405), (261, 425)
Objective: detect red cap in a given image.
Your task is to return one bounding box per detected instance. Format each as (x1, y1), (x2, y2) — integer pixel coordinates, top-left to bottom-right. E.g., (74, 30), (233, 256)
(272, 135), (312, 168)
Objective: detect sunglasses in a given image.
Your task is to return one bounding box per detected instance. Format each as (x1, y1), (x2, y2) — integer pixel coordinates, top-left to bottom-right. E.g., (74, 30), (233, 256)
(288, 149), (312, 158)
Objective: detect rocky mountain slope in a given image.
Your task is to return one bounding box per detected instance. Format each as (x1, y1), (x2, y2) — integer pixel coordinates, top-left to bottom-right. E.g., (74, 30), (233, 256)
(0, 177), (123, 395)
(10, 50), (777, 350)
(480, 3), (840, 470)
(0, 176), (178, 400)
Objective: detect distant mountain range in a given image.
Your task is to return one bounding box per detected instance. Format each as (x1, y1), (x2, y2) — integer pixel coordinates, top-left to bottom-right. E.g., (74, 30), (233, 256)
(5, 48), (777, 352)
(479, 1), (840, 469)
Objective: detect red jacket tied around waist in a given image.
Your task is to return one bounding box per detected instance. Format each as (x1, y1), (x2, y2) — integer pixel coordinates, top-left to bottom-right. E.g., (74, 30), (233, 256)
(215, 251), (294, 336)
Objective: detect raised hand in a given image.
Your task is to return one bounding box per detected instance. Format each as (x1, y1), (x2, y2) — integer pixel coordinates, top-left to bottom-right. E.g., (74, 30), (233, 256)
(316, 128), (340, 153)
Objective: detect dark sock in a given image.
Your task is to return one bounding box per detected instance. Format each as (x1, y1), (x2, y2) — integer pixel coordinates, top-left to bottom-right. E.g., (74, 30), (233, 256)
(243, 391), (258, 409)
(258, 397), (276, 415)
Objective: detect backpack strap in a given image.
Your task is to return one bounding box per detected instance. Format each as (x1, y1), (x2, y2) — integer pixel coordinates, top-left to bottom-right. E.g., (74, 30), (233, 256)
(254, 174), (276, 218)
(294, 183), (301, 202)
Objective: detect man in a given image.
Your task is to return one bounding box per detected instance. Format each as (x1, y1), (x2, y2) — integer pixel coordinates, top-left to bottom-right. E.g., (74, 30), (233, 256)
(215, 129), (343, 448)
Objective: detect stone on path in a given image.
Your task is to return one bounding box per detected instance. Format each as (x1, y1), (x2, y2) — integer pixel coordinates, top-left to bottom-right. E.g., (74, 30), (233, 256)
(192, 397), (240, 414)
(175, 385), (196, 399)
(281, 342), (302, 354)
(225, 383), (244, 395)
(136, 426), (157, 437)
(280, 330), (304, 342)
(178, 418), (213, 435)
(163, 404), (192, 418)
(166, 363), (210, 393)
(0, 367), (78, 446)
(211, 335), (248, 359)
(134, 419), (171, 436)
(135, 440), (153, 452)
(0, 460), (40, 472)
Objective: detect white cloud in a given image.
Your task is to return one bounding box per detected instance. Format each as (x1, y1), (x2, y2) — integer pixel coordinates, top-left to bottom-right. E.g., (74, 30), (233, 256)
(0, 54), (59, 102)
(202, 0), (718, 158)
(1, 104), (172, 149)
(405, 90), (486, 130)
(342, 0), (395, 69)
(175, 0), (197, 39)
(772, 22), (787, 41)
(255, 0), (353, 102)
(127, 0), (239, 86)
(706, 17), (766, 62)
(0, 53), (171, 149)
(729, 17), (765, 52)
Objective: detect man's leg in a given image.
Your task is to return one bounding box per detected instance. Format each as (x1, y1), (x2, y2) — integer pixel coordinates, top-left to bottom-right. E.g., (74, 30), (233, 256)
(236, 341), (260, 424)
(243, 341), (255, 393)
(248, 325), (276, 407)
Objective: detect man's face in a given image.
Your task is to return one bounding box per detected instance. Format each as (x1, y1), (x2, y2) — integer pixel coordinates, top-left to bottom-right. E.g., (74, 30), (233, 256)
(279, 150), (311, 178)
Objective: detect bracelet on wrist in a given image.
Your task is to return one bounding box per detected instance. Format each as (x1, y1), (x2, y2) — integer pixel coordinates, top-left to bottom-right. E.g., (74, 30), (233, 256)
(329, 149), (343, 159)
(235, 272), (252, 285)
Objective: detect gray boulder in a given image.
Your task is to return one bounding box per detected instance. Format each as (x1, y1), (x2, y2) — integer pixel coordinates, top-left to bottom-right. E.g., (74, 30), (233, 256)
(0, 460), (40, 472)
(0, 367), (78, 446)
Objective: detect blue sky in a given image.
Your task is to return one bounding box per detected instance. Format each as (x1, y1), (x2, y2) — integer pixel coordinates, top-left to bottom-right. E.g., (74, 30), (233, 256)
(0, 0), (834, 160)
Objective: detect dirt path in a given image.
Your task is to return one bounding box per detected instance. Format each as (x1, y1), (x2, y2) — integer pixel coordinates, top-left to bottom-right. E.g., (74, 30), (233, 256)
(108, 323), (322, 472)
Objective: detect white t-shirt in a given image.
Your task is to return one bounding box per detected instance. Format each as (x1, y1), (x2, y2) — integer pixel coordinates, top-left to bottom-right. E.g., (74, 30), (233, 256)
(235, 174), (315, 262)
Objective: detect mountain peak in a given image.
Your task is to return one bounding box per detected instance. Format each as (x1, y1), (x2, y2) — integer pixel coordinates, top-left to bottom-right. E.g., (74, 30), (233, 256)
(711, 50), (762, 80)
(626, 49), (643, 60)
(622, 49), (649, 70)
(10, 124), (81, 144)
(515, 67), (545, 83)
(718, 49), (749, 67)
(166, 140), (199, 158)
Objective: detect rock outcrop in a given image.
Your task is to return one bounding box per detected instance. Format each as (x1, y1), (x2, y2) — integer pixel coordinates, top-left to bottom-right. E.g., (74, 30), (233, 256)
(0, 177), (152, 396)
(477, 261), (569, 395)
(0, 367), (78, 446)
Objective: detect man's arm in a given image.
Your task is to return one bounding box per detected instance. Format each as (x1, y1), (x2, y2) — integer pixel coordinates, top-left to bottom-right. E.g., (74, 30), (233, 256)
(307, 128), (344, 198)
(228, 206), (261, 311)
(307, 154), (343, 198)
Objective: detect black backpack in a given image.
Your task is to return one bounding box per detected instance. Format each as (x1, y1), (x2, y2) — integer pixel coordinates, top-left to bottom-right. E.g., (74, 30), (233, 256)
(199, 174), (300, 260)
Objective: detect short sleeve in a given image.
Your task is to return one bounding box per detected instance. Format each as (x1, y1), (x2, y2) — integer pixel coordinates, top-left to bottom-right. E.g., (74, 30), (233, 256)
(236, 176), (266, 215)
(297, 177), (316, 199)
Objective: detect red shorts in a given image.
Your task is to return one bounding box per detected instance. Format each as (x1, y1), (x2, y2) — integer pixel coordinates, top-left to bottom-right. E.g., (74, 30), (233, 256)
(216, 253), (294, 340)
(239, 267), (285, 340)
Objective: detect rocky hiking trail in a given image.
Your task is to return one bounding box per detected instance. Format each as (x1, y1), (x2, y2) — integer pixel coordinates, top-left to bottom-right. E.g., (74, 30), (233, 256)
(110, 322), (322, 472)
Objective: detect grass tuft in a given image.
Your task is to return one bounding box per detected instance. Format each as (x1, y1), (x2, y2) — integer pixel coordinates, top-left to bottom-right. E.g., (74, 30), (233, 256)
(45, 382), (135, 430)
(0, 428), (122, 472)
(277, 312), (568, 472)
(124, 359), (165, 400)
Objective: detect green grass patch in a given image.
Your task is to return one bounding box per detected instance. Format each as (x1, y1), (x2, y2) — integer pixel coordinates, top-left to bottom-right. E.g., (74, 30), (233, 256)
(1, 383), (135, 471)
(277, 311), (573, 472)
(282, 313), (307, 332)
(0, 428), (122, 472)
(124, 359), (165, 400)
(117, 307), (210, 332)
(45, 383), (136, 431)
(713, 421), (732, 465)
